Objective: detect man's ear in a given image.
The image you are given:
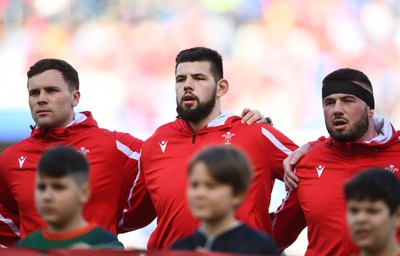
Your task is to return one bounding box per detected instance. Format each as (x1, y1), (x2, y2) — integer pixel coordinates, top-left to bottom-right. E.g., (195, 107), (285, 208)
(72, 90), (80, 107)
(368, 107), (374, 117)
(216, 79), (229, 98)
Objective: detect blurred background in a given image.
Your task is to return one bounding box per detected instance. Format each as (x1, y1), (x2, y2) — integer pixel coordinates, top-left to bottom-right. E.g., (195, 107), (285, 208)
(1, 0), (400, 254)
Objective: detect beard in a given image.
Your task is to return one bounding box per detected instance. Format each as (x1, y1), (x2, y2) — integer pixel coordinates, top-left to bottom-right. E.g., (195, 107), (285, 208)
(176, 88), (217, 123)
(325, 108), (369, 142)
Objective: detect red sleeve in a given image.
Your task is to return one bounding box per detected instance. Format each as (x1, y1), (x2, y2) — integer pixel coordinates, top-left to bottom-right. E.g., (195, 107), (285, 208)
(0, 202), (20, 247)
(260, 125), (298, 181)
(115, 134), (156, 233)
(117, 161), (156, 232)
(270, 190), (306, 250)
(0, 154), (20, 246)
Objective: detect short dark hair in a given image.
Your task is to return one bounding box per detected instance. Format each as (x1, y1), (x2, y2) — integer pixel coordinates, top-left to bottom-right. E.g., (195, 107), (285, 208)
(175, 47), (223, 82)
(188, 146), (253, 196)
(27, 59), (79, 91)
(38, 146), (89, 186)
(322, 68), (373, 94)
(344, 168), (400, 214)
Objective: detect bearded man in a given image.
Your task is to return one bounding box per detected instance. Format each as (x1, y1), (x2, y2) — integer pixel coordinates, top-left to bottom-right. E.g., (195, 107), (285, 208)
(121, 47), (298, 249)
(271, 68), (400, 256)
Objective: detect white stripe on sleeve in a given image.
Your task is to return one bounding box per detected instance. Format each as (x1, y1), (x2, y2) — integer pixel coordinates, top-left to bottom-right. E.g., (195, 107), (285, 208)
(116, 140), (140, 160)
(262, 127), (293, 155)
(0, 214), (20, 237)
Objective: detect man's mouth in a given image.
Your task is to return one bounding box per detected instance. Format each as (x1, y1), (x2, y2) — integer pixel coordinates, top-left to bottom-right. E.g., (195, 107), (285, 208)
(333, 119), (347, 129)
(182, 94), (196, 106)
(37, 109), (50, 114)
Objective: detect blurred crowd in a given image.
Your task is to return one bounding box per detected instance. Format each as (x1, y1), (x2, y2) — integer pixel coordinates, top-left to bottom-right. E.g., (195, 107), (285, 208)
(2, 1), (400, 253)
(1, 0), (400, 142)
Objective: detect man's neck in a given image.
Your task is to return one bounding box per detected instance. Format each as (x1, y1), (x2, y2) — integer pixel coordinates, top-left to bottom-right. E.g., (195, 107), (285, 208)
(188, 108), (222, 132)
(359, 117), (380, 141)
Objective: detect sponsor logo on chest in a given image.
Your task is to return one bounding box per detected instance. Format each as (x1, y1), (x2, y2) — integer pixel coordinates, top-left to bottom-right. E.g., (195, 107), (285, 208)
(159, 140), (168, 153)
(315, 165), (325, 178)
(18, 156), (27, 169)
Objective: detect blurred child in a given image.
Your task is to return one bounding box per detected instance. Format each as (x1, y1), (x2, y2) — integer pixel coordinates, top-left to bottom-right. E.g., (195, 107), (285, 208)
(344, 168), (400, 256)
(16, 146), (124, 250)
(170, 146), (280, 255)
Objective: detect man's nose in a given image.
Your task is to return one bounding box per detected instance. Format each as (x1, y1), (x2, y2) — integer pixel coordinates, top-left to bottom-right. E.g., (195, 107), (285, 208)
(333, 101), (344, 114)
(37, 92), (48, 105)
(183, 77), (194, 90)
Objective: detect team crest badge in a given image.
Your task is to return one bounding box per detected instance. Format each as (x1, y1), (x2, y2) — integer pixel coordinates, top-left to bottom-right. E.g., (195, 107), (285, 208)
(78, 147), (90, 156)
(385, 164), (398, 174)
(222, 132), (235, 145)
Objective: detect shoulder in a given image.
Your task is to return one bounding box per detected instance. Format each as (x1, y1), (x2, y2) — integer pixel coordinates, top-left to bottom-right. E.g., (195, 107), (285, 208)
(77, 126), (143, 153)
(88, 227), (124, 249)
(233, 120), (294, 140)
(236, 225), (271, 240)
(16, 230), (43, 247)
(170, 235), (197, 250)
(234, 225), (280, 253)
(1, 138), (32, 155)
(170, 231), (203, 250)
(143, 120), (184, 145)
(91, 226), (119, 238)
(0, 139), (37, 168)
(153, 120), (183, 136)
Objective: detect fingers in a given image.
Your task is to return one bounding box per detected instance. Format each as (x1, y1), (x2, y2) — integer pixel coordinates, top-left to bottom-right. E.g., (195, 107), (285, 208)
(241, 109), (263, 125)
(284, 168), (299, 190)
(282, 143), (312, 190)
(284, 174), (298, 191)
(241, 108), (251, 119)
(283, 153), (300, 191)
(288, 153), (302, 166)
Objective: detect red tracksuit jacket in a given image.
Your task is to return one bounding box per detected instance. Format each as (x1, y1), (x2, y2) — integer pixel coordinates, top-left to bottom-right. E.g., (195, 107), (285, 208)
(271, 116), (400, 256)
(126, 111), (298, 249)
(0, 111), (155, 246)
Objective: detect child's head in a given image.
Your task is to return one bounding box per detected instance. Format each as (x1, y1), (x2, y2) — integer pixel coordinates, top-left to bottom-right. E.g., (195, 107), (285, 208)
(187, 146), (253, 223)
(35, 146), (90, 229)
(344, 168), (400, 254)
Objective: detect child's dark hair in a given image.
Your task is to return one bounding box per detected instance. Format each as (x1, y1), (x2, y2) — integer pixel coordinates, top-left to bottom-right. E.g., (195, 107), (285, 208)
(188, 146), (253, 196)
(38, 146), (89, 186)
(344, 168), (400, 214)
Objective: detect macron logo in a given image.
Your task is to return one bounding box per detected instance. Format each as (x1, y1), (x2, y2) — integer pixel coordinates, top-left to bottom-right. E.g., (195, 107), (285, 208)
(159, 141), (168, 153)
(316, 165), (325, 178)
(18, 156), (27, 169)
